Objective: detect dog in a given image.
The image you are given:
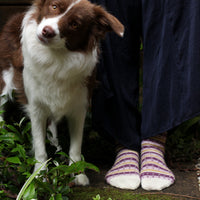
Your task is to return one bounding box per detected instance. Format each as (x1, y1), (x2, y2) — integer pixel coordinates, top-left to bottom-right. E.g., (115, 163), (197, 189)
(0, 0), (124, 185)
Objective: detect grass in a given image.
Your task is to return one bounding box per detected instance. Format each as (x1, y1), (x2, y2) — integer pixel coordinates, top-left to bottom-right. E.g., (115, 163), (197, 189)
(68, 187), (184, 200)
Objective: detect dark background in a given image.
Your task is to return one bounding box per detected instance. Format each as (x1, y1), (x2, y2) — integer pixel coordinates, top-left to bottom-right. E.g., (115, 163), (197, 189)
(0, 0), (31, 31)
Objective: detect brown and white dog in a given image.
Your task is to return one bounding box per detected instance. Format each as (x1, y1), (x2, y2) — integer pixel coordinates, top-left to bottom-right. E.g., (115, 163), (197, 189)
(0, 0), (124, 185)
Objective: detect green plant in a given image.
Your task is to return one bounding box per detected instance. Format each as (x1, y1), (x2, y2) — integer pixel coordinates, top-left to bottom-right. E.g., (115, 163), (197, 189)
(166, 116), (200, 162)
(17, 154), (99, 200)
(27, 153), (99, 200)
(0, 115), (99, 199)
(17, 159), (50, 200)
(93, 194), (112, 200)
(0, 117), (36, 199)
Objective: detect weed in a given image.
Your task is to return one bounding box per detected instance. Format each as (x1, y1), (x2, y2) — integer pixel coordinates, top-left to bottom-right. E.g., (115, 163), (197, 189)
(0, 117), (35, 199)
(166, 116), (200, 162)
(0, 116), (99, 199)
(93, 194), (112, 200)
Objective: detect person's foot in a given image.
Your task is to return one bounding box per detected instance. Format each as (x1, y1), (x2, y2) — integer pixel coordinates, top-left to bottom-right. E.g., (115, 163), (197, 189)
(140, 137), (175, 191)
(105, 149), (140, 190)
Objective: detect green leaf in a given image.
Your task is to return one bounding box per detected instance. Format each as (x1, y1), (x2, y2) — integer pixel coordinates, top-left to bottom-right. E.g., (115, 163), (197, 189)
(93, 194), (101, 200)
(0, 110), (5, 115)
(71, 161), (100, 173)
(16, 159), (51, 200)
(55, 193), (63, 200)
(0, 132), (21, 143)
(50, 195), (55, 200)
(56, 151), (69, 159)
(59, 185), (71, 195)
(22, 122), (31, 135)
(48, 165), (70, 175)
(6, 124), (20, 134)
(6, 156), (22, 164)
(22, 172), (32, 178)
(183, 116), (200, 132)
(11, 144), (26, 159)
(22, 182), (37, 200)
(49, 161), (99, 177)
(53, 176), (58, 187)
(26, 157), (37, 165)
(33, 178), (53, 193)
(18, 117), (26, 127)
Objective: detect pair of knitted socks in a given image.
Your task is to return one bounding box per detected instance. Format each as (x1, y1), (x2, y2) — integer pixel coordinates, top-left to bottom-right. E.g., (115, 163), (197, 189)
(105, 133), (175, 190)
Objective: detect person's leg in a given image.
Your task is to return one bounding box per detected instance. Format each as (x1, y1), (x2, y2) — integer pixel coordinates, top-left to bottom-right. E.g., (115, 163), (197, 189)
(91, 0), (142, 150)
(141, 1), (177, 190)
(91, 0), (142, 190)
(140, 133), (175, 190)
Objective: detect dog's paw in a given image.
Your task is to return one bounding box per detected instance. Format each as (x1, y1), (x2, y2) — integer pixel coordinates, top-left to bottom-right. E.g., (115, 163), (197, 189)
(74, 174), (89, 186)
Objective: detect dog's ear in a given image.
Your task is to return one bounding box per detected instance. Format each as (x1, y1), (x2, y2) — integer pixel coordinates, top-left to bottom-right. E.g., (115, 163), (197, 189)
(93, 5), (124, 38)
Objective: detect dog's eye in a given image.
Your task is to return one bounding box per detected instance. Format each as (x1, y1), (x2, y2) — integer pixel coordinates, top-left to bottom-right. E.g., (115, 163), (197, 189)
(52, 5), (57, 10)
(71, 22), (79, 30)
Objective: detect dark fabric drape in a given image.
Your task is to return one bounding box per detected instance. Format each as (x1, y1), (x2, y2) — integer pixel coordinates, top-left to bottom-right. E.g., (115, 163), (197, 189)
(90, 0), (200, 150)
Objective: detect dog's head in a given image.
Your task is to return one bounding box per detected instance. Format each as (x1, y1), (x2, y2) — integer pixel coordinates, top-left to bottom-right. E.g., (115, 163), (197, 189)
(33, 0), (124, 51)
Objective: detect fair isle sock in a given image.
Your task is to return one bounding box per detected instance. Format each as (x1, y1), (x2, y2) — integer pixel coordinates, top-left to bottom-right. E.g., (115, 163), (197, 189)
(105, 149), (140, 190)
(141, 133), (175, 191)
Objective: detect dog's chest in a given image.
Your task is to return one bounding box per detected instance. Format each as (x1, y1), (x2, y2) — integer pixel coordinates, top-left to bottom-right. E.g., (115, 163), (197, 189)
(24, 65), (89, 118)
(45, 78), (87, 117)
(23, 51), (96, 119)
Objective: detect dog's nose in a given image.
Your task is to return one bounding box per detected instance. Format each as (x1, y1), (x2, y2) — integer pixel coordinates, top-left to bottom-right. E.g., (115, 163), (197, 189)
(42, 26), (56, 38)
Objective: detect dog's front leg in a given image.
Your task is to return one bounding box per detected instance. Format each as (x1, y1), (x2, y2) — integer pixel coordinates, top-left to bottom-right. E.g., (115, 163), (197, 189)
(68, 108), (89, 186)
(47, 120), (62, 153)
(28, 105), (48, 172)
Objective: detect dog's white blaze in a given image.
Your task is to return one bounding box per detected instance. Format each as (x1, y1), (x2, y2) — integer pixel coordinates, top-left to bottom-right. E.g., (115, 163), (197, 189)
(36, 0), (83, 45)
(65, 0), (82, 14)
(37, 16), (60, 37)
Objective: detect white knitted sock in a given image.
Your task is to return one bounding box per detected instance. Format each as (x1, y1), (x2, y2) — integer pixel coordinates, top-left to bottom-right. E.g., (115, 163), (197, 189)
(141, 134), (175, 191)
(105, 149), (140, 190)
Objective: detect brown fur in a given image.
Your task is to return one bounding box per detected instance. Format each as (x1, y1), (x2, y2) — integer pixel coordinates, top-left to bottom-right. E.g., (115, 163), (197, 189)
(0, 13), (26, 103)
(0, 0), (124, 105)
(34, 0), (124, 52)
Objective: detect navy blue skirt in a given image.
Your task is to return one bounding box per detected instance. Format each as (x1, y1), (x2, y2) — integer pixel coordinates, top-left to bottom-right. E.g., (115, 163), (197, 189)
(91, 0), (200, 150)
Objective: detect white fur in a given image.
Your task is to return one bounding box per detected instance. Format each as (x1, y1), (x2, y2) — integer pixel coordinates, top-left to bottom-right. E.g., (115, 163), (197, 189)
(36, 17), (65, 48)
(65, 0), (82, 14)
(119, 32), (124, 37)
(47, 121), (62, 153)
(20, 3), (97, 185)
(1, 66), (16, 106)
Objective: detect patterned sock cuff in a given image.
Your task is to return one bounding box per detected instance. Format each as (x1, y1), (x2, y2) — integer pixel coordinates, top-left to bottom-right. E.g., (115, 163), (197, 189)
(106, 149), (139, 179)
(141, 133), (175, 191)
(105, 149), (140, 190)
